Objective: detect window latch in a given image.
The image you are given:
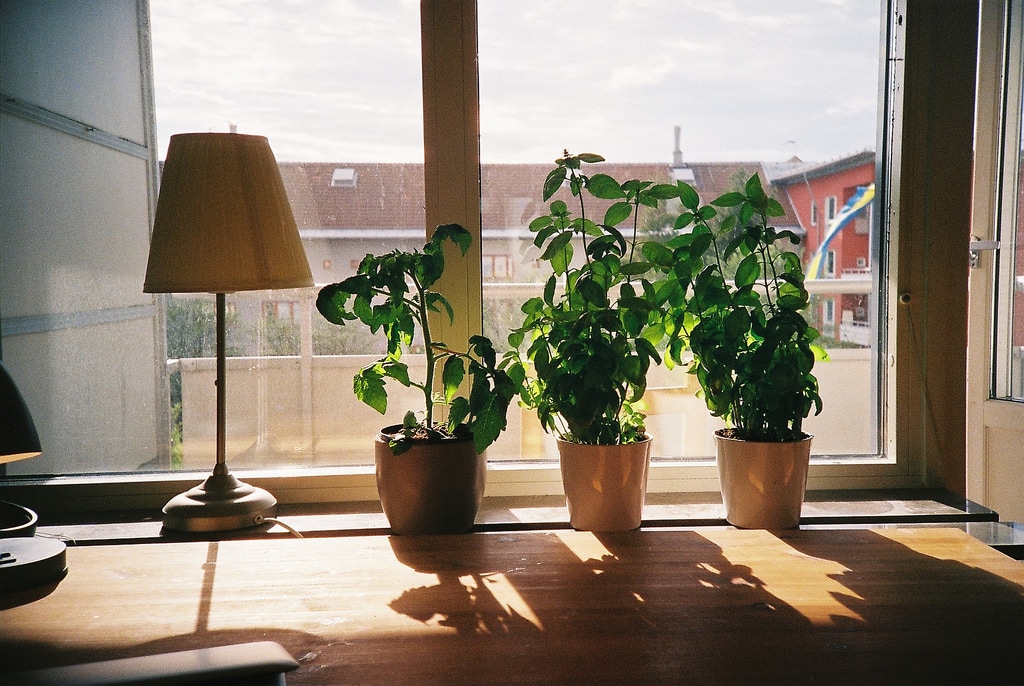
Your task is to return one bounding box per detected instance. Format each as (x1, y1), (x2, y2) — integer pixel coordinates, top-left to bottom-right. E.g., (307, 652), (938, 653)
(969, 239), (1000, 268)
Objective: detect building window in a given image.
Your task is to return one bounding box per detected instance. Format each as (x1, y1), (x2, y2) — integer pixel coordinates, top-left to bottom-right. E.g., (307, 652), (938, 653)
(331, 168), (357, 188)
(264, 301), (300, 321)
(826, 195), (838, 221)
(482, 254), (511, 279)
(811, 200), (819, 226)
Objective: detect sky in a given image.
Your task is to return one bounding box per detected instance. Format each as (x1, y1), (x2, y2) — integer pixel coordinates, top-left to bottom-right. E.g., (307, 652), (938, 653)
(150, 0), (882, 165)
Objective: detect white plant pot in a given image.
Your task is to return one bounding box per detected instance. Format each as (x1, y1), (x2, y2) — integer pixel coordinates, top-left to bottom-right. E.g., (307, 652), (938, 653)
(557, 437), (652, 531)
(715, 429), (812, 529)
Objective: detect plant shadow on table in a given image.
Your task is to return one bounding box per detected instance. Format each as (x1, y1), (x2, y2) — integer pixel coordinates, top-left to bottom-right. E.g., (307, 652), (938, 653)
(778, 528), (1024, 685)
(383, 530), (820, 685)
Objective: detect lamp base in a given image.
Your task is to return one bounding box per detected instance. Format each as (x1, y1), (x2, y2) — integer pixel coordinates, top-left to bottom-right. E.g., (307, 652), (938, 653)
(0, 502), (67, 595)
(162, 466), (277, 533)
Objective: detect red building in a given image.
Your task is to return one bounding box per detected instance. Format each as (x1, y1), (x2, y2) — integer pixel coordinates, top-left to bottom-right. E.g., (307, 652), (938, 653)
(771, 151), (876, 345)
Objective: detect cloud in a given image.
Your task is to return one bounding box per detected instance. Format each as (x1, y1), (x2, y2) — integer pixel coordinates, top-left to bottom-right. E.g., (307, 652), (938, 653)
(151, 0), (882, 164)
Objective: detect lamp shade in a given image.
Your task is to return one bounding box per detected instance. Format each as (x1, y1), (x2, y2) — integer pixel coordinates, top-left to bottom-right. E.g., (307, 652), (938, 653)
(0, 361), (42, 465)
(144, 133), (313, 294)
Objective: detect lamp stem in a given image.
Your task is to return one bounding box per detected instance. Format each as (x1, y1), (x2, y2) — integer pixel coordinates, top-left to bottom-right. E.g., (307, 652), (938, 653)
(216, 292), (227, 470)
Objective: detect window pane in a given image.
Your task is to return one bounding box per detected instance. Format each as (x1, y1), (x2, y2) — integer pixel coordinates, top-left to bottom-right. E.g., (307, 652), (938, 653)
(995, 7), (1024, 401)
(479, 0), (884, 459)
(151, 0), (423, 471)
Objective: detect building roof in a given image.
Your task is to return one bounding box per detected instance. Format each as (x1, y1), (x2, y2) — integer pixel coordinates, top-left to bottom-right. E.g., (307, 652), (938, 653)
(769, 150), (875, 185)
(279, 160), (802, 233)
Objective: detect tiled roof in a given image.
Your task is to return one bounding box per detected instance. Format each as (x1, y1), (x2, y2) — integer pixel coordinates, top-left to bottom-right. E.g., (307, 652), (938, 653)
(279, 162), (426, 231)
(280, 160), (801, 231)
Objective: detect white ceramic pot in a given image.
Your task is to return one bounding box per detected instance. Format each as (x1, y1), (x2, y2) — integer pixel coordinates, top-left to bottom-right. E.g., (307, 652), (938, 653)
(557, 437), (652, 531)
(714, 429), (812, 529)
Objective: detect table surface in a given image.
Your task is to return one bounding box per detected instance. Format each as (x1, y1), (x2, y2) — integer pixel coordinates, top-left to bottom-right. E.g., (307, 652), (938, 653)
(2, 527), (1023, 685)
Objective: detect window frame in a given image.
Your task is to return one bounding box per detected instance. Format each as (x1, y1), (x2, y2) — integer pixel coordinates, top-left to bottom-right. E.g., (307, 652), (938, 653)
(0, 0), (985, 514)
(826, 194), (839, 221)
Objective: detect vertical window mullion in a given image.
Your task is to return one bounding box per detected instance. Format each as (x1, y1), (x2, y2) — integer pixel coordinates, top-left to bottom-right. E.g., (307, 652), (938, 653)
(420, 0), (483, 350)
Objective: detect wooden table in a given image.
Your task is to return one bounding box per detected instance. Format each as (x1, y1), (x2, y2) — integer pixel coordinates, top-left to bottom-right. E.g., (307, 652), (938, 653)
(2, 527), (1023, 684)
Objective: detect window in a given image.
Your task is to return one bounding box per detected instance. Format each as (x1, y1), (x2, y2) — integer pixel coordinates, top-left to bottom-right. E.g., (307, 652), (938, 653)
(826, 195), (838, 221)
(330, 168), (358, 188)
(479, 0), (884, 461)
(0, 0), (990, 507)
(993, 2), (1024, 401)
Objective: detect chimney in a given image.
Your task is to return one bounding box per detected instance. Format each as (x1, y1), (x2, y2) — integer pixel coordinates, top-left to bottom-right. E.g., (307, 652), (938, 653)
(673, 125), (684, 167)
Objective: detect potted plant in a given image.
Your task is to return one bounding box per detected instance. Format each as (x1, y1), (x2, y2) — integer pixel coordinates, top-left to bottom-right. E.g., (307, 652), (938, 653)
(316, 223), (516, 535)
(662, 173), (826, 529)
(503, 152), (679, 531)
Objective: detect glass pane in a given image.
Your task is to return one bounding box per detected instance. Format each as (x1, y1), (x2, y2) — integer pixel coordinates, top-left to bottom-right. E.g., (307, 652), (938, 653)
(995, 8), (1024, 401)
(479, 1), (884, 459)
(1011, 125), (1024, 400)
(151, 0), (423, 471)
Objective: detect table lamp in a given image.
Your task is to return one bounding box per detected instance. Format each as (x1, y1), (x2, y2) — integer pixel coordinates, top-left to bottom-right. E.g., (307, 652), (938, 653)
(144, 132), (313, 533)
(1, 360), (68, 593)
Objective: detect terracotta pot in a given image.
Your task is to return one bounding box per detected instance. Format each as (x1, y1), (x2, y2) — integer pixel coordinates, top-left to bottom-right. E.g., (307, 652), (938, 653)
(374, 426), (486, 535)
(557, 437), (652, 531)
(715, 429), (812, 529)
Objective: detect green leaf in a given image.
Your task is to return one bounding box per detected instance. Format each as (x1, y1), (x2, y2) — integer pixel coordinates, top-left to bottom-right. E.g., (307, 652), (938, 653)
(550, 240), (573, 275)
(448, 396), (470, 429)
(543, 167), (566, 201)
(734, 253), (761, 287)
(529, 215), (553, 231)
(469, 405), (504, 454)
(739, 201), (755, 225)
(677, 182), (700, 211)
(744, 173), (765, 199)
(353, 366), (388, 414)
(766, 198), (787, 217)
(540, 231), (573, 261)
(620, 261), (654, 276)
(576, 278), (608, 307)
(425, 291), (455, 323)
(381, 360), (411, 386)
(432, 223), (471, 255)
(641, 241), (674, 267)
(647, 183), (680, 200)
(604, 201), (632, 227)
(588, 173), (626, 200)
(442, 355), (465, 403)
(673, 212), (695, 230)
(544, 275), (557, 305)
(723, 308), (750, 340)
(577, 152), (606, 164)
(711, 191), (745, 208)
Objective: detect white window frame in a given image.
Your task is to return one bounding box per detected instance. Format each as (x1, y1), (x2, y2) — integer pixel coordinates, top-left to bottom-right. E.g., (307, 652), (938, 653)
(824, 298), (836, 325)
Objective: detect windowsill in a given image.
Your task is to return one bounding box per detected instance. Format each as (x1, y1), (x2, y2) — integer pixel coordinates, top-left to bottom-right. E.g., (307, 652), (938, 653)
(27, 489), (1024, 559)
